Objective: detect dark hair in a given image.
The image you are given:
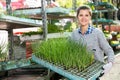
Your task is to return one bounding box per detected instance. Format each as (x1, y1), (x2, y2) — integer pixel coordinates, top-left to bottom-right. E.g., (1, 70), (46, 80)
(76, 5), (92, 17)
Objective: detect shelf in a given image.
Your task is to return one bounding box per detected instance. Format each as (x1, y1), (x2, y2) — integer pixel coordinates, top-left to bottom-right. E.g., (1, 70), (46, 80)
(0, 14), (42, 30)
(20, 32), (71, 41)
(93, 9), (117, 13)
(88, 2), (118, 11)
(0, 59), (31, 71)
(111, 44), (120, 47)
(110, 40), (120, 47)
(13, 7), (70, 15)
(92, 18), (115, 24)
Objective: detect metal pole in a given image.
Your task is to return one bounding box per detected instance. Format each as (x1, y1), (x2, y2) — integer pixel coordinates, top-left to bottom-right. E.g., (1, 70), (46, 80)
(94, 0), (99, 27)
(6, 0), (13, 60)
(46, 0), (51, 5)
(72, 0), (76, 11)
(8, 29), (14, 60)
(41, 0), (48, 41)
(6, 0), (12, 14)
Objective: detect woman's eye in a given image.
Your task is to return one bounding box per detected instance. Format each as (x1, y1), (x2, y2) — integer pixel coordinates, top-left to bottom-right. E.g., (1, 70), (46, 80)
(85, 15), (89, 17)
(79, 14), (89, 17)
(79, 14), (83, 16)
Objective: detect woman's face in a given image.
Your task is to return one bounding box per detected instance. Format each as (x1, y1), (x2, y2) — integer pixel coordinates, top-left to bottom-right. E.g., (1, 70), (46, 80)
(77, 9), (91, 27)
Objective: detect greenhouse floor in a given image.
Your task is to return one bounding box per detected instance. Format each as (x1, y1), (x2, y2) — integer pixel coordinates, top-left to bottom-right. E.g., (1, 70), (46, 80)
(1, 68), (47, 80)
(100, 52), (120, 80)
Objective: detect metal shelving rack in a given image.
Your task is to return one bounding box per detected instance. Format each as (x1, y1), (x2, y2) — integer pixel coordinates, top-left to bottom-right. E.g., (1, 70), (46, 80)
(90, 1), (120, 50)
(0, 0), (44, 72)
(91, 1), (118, 27)
(0, 14), (42, 70)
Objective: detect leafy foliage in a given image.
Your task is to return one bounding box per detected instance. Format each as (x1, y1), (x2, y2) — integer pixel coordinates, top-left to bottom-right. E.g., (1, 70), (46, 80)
(56, 0), (87, 9)
(48, 23), (62, 33)
(22, 31), (43, 36)
(0, 46), (8, 61)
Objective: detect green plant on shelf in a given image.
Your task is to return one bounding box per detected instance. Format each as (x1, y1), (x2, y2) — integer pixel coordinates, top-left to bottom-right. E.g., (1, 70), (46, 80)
(117, 33), (120, 38)
(22, 31), (43, 36)
(0, 45), (8, 61)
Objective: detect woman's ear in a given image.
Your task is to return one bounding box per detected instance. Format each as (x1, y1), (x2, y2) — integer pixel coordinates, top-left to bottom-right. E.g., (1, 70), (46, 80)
(77, 19), (80, 26)
(89, 20), (92, 25)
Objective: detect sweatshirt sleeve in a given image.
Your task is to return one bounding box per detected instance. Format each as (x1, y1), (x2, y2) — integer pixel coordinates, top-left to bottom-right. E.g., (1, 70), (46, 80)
(97, 29), (115, 63)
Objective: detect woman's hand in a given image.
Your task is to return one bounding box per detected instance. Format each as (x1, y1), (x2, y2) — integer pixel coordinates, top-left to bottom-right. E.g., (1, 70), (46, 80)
(102, 62), (113, 74)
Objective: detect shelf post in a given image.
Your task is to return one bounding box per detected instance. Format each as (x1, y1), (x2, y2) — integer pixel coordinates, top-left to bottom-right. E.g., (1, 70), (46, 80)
(41, 0), (48, 41)
(8, 29), (14, 60)
(6, 0), (12, 15)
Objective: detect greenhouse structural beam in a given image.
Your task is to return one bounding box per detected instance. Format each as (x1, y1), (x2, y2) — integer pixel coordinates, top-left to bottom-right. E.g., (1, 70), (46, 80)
(6, 0), (12, 14)
(41, 0), (47, 40)
(8, 29), (14, 60)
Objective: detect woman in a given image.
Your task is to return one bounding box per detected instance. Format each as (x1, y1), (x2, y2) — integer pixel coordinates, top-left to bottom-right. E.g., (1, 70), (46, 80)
(70, 5), (114, 75)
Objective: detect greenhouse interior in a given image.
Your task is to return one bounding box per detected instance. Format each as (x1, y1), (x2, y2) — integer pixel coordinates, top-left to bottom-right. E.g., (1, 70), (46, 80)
(0, 0), (120, 80)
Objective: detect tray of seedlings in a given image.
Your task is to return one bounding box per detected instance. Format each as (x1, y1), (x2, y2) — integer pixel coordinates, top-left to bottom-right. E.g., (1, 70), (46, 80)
(32, 38), (104, 80)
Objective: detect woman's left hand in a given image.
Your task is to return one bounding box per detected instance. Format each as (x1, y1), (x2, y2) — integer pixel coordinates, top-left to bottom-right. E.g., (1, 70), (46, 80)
(102, 62), (113, 74)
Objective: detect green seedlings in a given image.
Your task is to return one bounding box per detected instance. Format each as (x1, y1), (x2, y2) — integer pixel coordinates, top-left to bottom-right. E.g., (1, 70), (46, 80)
(32, 38), (94, 71)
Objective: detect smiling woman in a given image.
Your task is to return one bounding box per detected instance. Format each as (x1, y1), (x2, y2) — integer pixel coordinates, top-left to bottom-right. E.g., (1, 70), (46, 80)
(70, 5), (115, 77)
